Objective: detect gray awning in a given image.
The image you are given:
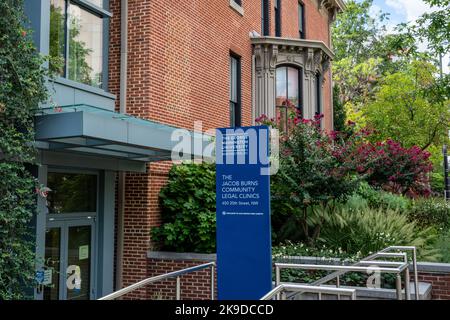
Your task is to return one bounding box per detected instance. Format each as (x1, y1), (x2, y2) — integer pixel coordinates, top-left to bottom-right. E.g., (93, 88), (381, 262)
(35, 104), (212, 164)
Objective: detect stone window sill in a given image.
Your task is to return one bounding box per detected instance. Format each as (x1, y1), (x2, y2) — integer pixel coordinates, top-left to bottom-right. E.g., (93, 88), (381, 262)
(229, 0), (244, 16)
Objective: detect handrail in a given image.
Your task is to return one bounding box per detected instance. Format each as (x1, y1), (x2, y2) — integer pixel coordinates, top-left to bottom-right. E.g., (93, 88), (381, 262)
(308, 246), (418, 300)
(98, 262), (215, 300)
(275, 260), (411, 300)
(261, 284), (357, 300)
(278, 246), (417, 300)
(275, 262), (406, 274)
(379, 246), (419, 300)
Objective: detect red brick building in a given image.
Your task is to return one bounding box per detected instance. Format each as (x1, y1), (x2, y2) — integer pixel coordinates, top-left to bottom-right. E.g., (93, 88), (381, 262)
(22, 0), (450, 300)
(107, 0), (345, 296)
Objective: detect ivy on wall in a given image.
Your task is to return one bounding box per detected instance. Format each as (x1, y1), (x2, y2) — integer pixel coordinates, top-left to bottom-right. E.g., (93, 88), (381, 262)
(0, 0), (48, 299)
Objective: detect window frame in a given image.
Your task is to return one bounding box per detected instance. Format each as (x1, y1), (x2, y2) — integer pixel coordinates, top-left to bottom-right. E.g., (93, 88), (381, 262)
(262, 0), (270, 36)
(275, 0), (281, 37)
(276, 64), (304, 116)
(229, 52), (242, 127)
(298, 1), (305, 39)
(315, 72), (322, 116)
(49, 0), (111, 90)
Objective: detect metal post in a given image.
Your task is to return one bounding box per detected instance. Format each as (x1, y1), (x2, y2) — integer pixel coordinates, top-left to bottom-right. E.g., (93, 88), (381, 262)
(412, 248), (420, 300)
(210, 265), (215, 300)
(275, 265), (281, 300)
(176, 276), (181, 300)
(318, 292), (322, 300)
(404, 268), (411, 300)
(396, 273), (402, 300)
(336, 275), (341, 300)
(444, 145), (450, 201)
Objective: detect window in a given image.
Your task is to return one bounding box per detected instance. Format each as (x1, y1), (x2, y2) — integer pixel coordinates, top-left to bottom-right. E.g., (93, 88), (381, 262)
(230, 0), (244, 15)
(298, 2), (305, 39)
(46, 172), (97, 214)
(276, 66), (302, 112)
(230, 54), (242, 127)
(275, 0), (281, 37)
(49, 0), (108, 89)
(87, 0), (103, 6)
(262, 0), (270, 36)
(315, 72), (322, 116)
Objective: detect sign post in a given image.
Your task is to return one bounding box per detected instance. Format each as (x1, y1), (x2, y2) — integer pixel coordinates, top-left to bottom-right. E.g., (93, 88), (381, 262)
(215, 125), (272, 300)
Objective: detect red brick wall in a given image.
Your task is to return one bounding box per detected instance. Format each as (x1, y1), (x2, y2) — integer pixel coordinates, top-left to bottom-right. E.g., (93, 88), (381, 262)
(108, 0), (337, 291)
(146, 258), (217, 300)
(418, 272), (450, 300)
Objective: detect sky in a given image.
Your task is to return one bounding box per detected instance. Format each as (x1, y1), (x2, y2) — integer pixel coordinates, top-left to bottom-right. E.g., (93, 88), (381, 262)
(364, 0), (449, 73)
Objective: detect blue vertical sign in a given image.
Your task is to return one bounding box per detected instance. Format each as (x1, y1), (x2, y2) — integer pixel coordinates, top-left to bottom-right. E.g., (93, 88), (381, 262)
(216, 125), (272, 300)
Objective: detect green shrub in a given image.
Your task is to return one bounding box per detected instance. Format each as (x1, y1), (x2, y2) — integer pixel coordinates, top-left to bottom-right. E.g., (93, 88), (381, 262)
(273, 241), (363, 263)
(407, 197), (450, 229)
(430, 172), (444, 195)
(434, 229), (450, 263)
(319, 206), (440, 261)
(151, 162), (216, 253)
(355, 182), (410, 211)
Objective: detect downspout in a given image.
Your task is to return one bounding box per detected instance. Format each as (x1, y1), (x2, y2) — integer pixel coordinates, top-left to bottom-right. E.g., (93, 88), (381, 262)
(116, 0), (128, 291)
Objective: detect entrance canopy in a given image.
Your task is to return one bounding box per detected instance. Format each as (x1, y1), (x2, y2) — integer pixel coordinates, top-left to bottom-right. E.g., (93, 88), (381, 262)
(35, 105), (211, 169)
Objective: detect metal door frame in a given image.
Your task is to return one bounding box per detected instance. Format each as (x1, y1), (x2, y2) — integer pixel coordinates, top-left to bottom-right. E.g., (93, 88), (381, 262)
(44, 168), (99, 300)
(46, 218), (96, 300)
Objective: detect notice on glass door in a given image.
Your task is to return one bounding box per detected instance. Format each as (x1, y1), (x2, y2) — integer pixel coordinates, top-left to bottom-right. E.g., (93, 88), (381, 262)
(78, 245), (89, 260)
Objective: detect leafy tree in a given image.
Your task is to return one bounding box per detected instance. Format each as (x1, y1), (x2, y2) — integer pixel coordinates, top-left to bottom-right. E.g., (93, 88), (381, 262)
(414, 0), (450, 56)
(332, 86), (346, 132)
(333, 57), (381, 107)
(332, 0), (389, 63)
(364, 60), (450, 150)
(0, 0), (48, 299)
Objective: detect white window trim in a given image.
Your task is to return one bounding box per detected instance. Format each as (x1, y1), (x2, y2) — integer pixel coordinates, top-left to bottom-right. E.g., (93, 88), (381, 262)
(229, 0), (244, 16)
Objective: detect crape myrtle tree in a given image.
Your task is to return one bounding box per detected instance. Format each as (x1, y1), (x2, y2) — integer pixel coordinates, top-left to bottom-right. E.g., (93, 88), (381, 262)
(265, 105), (361, 245)
(0, 0), (48, 299)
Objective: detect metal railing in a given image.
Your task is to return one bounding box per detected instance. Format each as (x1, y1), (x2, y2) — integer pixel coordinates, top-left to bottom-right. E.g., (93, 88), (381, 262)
(306, 246), (419, 300)
(273, 246), (420, 301)
(98, 262), (215, 300)
(274, 261), (410, 300)
(261, 283), (357, 300)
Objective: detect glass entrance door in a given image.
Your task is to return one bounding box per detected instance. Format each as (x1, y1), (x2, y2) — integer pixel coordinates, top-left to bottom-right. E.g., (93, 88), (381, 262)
(66, 224), (92, 300)
(44, 221), (95, 300)
(43, 171), (98, 300)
